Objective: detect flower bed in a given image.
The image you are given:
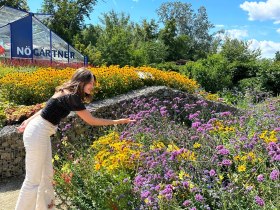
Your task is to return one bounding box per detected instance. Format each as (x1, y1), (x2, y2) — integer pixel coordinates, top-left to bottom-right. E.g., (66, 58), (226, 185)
(52, 94), (279, 209)
(0, 65), (199, 105)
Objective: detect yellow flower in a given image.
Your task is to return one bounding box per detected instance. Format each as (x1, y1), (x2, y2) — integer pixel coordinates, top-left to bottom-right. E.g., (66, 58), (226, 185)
(237, 164), (246, 172)
(92, 131), (143, 172)
(241, 155), (247, 161)
(193, 142), (201, 149)
(167, 143), (180, 152)
(61, 163), (70, 173)
(150, 141), (165, 150)
(233, 155), (240, 161)
(179, 170), (184, 180)
(54, 154), (60, 161)
(189, 182), (195, 189)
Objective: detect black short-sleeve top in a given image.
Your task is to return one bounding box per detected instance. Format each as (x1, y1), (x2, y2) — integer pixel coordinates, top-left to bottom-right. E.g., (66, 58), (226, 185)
(41, 93), (86, 125)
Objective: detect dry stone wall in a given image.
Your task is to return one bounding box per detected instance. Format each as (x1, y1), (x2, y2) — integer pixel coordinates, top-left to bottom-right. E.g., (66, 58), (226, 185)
(0, 86), (239, 179)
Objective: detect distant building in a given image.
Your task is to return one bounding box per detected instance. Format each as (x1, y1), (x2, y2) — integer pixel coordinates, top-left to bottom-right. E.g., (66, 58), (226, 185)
(0, 6), (87, 65)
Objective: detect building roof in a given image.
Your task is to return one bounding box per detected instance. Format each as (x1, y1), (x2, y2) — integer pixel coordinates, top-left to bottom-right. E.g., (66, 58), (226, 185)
(0, 5), (52, 28)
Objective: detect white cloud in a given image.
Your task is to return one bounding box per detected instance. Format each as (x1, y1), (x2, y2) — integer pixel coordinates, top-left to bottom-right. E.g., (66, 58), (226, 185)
(224, 29), (249, 39)
(277, 28), (280, 34)
(240, 0), (280, 23)
(215, 24), (224, 28)
(215, 29), (279, 58)
(248, 39), (280, 58)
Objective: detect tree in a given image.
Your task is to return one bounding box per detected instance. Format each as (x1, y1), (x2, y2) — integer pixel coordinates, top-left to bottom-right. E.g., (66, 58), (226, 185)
(0, 0), (29, 11)
(133, 19), (158, 43)
(275, 51), (280, 62)
(220, 37), (261, 84)
(158, 19), (177, 61)
(41, 0), (98, 44)
(220, 37), (260, 63)
(157, 1), (193, 35)
(191, 6), (214, 59)
(158, 19), (192, 61)
(96, 11), (133, 66)
(130, 41), (168, 66)
(188, 54), (232, 92)
(157, 1), (214, 60)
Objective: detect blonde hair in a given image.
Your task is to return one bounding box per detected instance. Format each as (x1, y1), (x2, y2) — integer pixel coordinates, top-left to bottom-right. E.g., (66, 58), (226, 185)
(56, 67), (96, 102)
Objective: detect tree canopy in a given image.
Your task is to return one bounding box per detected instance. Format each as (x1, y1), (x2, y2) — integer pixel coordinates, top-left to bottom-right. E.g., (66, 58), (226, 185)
(41, 0), (98, 44)
(0, 0), (29, 11)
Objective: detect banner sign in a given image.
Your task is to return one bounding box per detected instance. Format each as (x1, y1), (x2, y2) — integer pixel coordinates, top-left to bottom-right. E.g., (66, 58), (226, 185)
(11, 15), (33, 58)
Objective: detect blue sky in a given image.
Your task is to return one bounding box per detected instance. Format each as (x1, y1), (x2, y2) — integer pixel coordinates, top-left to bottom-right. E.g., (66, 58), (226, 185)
(27, 0), (280, 59)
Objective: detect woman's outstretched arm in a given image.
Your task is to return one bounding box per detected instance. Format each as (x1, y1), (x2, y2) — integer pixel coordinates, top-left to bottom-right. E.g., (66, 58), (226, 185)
(76, 109), (135, 126)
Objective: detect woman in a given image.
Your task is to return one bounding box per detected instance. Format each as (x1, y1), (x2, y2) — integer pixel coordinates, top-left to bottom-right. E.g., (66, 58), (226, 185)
(15, 67), (135, 210)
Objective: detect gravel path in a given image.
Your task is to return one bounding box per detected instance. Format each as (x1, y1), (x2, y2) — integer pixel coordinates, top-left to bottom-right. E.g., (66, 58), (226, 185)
(0, 175), (24, 210)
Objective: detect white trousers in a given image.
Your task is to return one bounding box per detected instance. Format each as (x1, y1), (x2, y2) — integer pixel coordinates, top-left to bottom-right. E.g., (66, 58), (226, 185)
(15, 116), (57, 210)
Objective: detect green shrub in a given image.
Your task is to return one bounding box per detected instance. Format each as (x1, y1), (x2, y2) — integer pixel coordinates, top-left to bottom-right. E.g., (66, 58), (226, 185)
(258, 61), (280, 95)
(187, 54), (232, 93)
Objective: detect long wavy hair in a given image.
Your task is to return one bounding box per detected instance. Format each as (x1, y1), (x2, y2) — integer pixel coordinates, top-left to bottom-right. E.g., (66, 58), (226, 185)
(56, 67), (96, 102)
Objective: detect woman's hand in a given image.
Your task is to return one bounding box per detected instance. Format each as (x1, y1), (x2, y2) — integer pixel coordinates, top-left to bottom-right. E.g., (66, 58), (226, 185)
(17, 120), (28, 133)
(117, 118), (136, 124)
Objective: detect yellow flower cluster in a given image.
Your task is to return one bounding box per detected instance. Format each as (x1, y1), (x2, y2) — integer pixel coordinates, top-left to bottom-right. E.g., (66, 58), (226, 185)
(134, 66), (199, 93)
(0, 65), (200, 105)
(197, 90), (220, 102)
(234, 152), (258, 163)
(0, 67), (74, 104)
(259, 130), (278, 143)
(151, 141), (196, 161)
(211, 120), (235, 133)
(91, 132), (143, 172)
(233, 151), (263, 174)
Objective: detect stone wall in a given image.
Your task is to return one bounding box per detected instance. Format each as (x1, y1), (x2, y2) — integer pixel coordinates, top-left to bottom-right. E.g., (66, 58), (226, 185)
(0, 86), (239, 179)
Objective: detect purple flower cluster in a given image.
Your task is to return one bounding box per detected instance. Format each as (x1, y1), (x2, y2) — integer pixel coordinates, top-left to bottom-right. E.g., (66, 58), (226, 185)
(270, 169), (279, 181)
(113, 95), (280, 209)
(255, 195), (265, 206)
(266, 142), (280, 162)
(257, 174), (265, 182)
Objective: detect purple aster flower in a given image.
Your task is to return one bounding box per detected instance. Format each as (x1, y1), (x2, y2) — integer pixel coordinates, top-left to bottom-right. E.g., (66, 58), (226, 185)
(123, 178), (129, 183)
(270, 169), (279, 181)
(141, 190), (150, 199)
(209, 169), (216, 177)
(155, 184), (161, 191)
(160, 106), (168, 117)
(182, 181), (189, 188)
(165, 193), (172, 200)
(195, 194), (204, 202)
(216, 145), (224, 150)
(189, 113), (199, 120)
(257, 174), (264, 182)
(221, 159), (232, 166)
(182, 200), (191, 206)
(246, 186), (253, 191)
(217, 148), (230, 155)
(255, 195), (265, 206)
(192, 121), (201, 128)
(220, 111), (231, 116)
